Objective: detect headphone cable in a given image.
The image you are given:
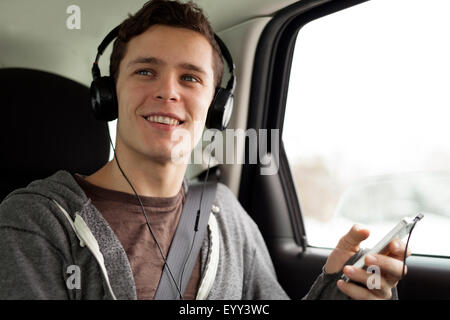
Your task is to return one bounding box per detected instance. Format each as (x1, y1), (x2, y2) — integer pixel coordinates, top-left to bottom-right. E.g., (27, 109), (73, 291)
(401, 214), (421, 280)
(107, 128), (184, 300)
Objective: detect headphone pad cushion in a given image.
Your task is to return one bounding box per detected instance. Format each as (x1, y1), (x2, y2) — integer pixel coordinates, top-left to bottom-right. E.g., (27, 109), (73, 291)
(90, 76), (118, 121)
(206, 88), (233, 131)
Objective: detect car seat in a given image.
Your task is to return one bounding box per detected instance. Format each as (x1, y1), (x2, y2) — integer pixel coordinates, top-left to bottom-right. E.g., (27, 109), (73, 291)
(0, 68), (110, 201)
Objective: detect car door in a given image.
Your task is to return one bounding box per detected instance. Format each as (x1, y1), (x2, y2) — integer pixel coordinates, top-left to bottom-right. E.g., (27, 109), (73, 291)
(239, 0), (450, 299)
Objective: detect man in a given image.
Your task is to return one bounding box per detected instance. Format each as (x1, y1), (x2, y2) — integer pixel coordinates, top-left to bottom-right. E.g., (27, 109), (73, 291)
(0, 0), (408, 300)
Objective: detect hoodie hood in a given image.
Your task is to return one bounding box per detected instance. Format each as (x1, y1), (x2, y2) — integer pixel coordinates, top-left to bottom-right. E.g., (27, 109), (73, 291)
(5, 170), (90, 220)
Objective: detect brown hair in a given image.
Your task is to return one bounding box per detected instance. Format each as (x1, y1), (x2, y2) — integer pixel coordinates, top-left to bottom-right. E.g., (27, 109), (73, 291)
(109, 0), (224, 87)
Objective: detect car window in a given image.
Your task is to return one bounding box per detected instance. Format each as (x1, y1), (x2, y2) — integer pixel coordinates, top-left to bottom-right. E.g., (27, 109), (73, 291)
(283, 0), (450, 256)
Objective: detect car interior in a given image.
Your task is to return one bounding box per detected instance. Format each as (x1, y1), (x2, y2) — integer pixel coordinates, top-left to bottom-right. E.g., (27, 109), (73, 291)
(1, 0), (449, 300)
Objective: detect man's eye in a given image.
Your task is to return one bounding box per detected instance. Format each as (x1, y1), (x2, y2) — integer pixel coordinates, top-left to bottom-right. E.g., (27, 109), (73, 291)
(136, 70), (154, 76)
(182, 75), (199, 83)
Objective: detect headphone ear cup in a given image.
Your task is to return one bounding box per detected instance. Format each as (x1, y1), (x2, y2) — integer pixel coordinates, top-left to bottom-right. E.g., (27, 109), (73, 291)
(206, 87), (234, 131)
(90, 76), (118, 121)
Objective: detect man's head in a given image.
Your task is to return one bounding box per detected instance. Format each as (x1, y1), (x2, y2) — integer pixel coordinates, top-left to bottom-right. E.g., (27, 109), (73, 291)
(110, 0), (224, 88)
(111, 0), (223, 166)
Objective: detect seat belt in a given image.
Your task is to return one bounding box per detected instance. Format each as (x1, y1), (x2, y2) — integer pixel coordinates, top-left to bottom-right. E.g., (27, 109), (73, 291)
(154, 181), (217, 300)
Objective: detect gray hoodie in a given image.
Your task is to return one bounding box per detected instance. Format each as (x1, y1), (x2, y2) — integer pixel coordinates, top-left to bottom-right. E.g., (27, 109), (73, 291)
(0, 170), (378, 300)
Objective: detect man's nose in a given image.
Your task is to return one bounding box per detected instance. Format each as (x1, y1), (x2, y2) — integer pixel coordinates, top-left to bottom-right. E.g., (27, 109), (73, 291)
(154, 74), (180, 102)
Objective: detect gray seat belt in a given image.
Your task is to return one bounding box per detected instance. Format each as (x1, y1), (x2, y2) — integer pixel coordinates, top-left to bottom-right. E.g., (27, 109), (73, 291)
(154, 181), (217, 300)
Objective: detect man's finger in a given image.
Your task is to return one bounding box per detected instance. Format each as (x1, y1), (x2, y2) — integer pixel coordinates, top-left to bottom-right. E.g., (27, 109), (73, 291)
(342, 265), (392, 297)
(337, 279), (386, 300)
(337, 224), (370, 252)
(385, 239), (411, 260)
(365, 253), (406, 283)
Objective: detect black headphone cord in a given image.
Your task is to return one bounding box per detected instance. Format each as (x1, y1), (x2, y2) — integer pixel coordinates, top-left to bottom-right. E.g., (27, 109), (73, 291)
(401, 214), (421, 280)
(106, 127), (184, 300)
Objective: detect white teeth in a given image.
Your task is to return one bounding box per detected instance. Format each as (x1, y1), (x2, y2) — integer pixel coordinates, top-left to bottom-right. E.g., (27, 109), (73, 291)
(145, 115), (180, 125)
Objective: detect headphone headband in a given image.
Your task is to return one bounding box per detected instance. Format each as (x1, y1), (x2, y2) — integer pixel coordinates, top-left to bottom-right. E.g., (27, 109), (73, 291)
(92, 26), (120, 81)
(213, 34), (236, 92)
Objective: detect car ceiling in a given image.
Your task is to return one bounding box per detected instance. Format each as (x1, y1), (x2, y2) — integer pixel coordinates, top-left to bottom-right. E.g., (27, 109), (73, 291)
(0, 0), (298, 86)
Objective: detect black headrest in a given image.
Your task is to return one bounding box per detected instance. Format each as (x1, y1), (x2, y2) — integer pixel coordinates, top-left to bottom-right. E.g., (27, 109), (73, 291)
(0, 68), (110, 201)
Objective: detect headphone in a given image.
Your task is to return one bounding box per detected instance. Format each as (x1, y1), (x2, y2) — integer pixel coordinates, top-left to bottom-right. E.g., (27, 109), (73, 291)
(90, 25), (236, 131)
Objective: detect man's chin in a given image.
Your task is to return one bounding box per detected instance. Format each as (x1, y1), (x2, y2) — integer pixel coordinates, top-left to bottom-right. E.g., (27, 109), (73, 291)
(142, 146), (191, 166)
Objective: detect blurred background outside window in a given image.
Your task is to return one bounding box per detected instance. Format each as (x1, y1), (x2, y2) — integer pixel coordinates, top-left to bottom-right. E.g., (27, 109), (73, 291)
(283, 0), (450, 256)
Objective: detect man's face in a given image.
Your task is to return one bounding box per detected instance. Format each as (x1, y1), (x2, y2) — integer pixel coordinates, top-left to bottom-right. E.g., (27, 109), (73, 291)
(115, 24), (216, 164)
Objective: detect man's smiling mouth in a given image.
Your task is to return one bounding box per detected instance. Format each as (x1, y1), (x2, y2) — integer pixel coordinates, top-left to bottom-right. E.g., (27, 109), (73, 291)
(144, 115), (184, 126)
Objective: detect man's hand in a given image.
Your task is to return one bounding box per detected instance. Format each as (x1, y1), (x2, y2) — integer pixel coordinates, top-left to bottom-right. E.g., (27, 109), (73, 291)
(324, 224), (411, 300)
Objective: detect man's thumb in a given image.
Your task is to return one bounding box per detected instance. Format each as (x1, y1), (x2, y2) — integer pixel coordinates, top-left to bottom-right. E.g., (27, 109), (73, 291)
(337, 224), (370, 252)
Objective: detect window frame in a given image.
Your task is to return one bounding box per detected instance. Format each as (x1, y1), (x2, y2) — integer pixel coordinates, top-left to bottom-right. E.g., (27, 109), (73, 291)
(238, 0), (371, 249)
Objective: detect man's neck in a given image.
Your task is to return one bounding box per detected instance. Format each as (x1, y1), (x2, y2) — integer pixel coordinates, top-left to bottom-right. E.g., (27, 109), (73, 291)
(85, 151), (186, 198)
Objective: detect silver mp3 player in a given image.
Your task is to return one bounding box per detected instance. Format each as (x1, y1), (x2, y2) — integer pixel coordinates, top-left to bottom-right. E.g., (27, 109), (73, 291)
(341, 213), (424, 282)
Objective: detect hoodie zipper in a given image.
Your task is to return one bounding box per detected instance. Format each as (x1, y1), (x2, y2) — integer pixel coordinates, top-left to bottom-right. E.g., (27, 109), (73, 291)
(53, 200), (117, 300)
